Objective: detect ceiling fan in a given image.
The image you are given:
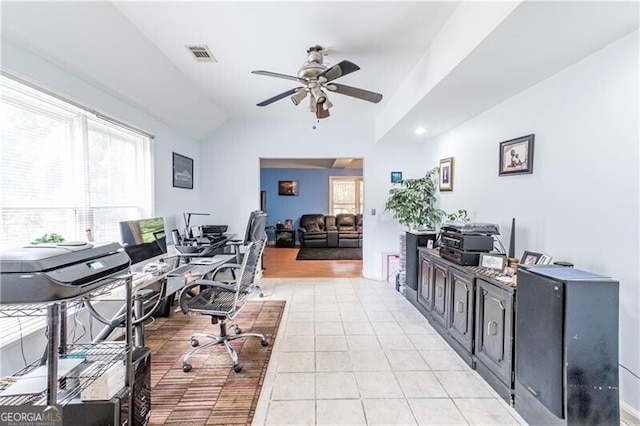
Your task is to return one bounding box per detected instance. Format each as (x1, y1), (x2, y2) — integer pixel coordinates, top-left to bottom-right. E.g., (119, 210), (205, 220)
(251, 45), (383, 120)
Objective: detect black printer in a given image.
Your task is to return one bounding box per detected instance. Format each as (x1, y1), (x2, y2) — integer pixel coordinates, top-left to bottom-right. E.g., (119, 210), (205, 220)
(0, 242), (130, 304)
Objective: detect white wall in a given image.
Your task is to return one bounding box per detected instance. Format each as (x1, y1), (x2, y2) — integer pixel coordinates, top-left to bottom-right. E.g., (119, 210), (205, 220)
(1, 40), (204, 231)
(422, 31), (639, 413)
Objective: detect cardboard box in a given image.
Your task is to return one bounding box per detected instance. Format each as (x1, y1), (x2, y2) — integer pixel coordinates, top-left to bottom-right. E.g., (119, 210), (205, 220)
(80, 361), (125, 401)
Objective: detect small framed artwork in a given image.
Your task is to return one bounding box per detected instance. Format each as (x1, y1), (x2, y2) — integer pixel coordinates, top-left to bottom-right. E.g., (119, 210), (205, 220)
(278, 180), (298, 196)
(173, 152), (193, 189)
(390, 171), (403, 183)
(521, 251), (542, 265)
(499, 134), (535, 176)
(439, 157), (454, 191)
(479, 253), (507, 271)
(538, 253), (554, 265)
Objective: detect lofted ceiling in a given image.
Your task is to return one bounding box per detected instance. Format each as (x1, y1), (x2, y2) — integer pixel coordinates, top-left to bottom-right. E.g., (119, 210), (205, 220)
(1, 2), (638, 142)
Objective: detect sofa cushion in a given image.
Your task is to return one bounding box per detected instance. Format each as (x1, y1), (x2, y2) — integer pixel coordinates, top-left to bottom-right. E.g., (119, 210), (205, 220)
(336, 213), (356, 231)
(306, 222), (321, 233)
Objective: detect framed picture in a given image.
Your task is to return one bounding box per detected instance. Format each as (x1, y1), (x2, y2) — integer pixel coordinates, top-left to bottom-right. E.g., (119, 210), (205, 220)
(278, 180), (298, 196)
(521, 250), (542, 265)
(172, 152), (193, 189)
(390, 171), (403, 183)
(439, 157), (454, 191)
(479, 253), (507, 271)
(499, 134), (535, 176)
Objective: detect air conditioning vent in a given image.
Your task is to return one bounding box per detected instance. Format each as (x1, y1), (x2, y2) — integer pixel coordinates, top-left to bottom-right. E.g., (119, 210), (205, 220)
(186, 45), (217, 62)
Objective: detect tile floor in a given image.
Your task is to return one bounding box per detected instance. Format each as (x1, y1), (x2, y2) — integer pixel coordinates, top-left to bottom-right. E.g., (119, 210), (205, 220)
(251, 277), (528, 425)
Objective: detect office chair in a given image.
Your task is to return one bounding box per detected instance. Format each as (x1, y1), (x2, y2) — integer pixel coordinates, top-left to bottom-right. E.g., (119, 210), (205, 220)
(213, 210), (267, 296)
(179, 237), (268, 373)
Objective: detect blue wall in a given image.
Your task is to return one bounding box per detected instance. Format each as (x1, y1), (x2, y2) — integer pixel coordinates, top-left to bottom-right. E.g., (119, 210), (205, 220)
(260, 168), (363, 240)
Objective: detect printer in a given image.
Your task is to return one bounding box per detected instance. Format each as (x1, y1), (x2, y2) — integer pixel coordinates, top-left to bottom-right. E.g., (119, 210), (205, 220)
(0, 242), (131, 304)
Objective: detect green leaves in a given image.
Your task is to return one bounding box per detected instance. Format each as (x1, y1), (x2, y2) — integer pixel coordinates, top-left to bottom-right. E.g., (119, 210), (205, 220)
(385, 167), (444, 230)
(31, 233), (65, 244)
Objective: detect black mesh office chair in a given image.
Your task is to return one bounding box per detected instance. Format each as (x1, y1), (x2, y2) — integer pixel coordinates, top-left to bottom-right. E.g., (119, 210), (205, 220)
(179, 238), (268, 373)
(212, 210), (267, 295)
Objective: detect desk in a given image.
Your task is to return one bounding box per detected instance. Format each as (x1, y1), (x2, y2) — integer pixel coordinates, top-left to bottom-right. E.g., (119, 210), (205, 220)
(275, 229), (295, 248)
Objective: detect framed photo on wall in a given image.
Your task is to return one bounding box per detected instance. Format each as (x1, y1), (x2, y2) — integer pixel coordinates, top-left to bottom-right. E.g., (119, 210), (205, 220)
(499, 134), (535, 176)
(390, 171), (403, 183)
(439, 157), (454, 191)
(173, 152), (193, 189)
(278, 180), (298, 196)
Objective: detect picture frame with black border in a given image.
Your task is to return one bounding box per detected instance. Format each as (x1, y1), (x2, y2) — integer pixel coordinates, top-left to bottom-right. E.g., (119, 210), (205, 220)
(278, 180), (298, 196)
(521, 250), (542, 265)
(173, 152), (193, 189)
(479, 253), (507, 271)
(499, 134), (535, 176)
(390, 171), (403, 183)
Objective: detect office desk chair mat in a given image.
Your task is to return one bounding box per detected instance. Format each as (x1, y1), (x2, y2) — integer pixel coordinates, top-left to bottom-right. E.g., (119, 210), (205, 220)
(145, 300), (285, 425)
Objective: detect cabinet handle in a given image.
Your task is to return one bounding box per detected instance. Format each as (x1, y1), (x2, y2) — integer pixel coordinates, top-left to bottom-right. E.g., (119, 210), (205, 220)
(463, 283), (468, 292)
(486, 321), (497, 336)
(457, 301), (464, 313)
(437, 287), (443, 297)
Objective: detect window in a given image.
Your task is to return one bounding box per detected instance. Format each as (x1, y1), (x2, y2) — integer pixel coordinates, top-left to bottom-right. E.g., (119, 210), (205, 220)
(329, 176), (363, 215)
(0, 74), (153, 248)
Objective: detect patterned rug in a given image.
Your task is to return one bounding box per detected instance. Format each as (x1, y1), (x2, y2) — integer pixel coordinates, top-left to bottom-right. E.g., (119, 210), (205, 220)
(295, 247), (363, 260)
(144, 300), (285, 425)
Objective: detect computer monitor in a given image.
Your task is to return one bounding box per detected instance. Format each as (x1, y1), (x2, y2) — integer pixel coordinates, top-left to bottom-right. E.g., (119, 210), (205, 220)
(119, 217), (167, 265)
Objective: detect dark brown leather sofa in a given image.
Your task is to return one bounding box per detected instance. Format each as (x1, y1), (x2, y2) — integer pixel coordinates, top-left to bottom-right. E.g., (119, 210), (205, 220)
(298, 213), (362, 248)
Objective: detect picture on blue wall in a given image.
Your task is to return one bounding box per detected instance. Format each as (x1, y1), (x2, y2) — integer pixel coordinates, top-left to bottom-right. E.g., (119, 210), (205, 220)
(390, 171), (403, 183)
(278, 180), (298, 196)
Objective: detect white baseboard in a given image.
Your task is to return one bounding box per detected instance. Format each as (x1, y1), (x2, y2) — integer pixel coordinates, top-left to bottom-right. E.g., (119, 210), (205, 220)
(621, 400), (640, 425)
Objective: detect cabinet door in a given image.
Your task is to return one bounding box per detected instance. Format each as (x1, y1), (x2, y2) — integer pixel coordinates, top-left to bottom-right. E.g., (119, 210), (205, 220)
(475, 279), (514, 386)
(431, 262), (448, 327)
(448, 269), (474, 352)
(417, 253), (434, 312)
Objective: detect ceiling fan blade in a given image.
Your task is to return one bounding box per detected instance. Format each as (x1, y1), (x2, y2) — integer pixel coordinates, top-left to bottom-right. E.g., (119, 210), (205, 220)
(319, 60), (360, 82)
(251, 70), (306, 83)
(327, 83), (383, 103)
(316, 107), (330, 119)
(256, 87), (300, 107)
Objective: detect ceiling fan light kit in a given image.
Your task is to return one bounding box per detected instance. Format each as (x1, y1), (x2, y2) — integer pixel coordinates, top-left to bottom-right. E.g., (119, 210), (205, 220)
(252, 45), (383, 120)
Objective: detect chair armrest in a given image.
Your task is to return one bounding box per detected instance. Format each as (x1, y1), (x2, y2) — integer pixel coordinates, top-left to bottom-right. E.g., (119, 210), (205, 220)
(211, 262), (242, 274)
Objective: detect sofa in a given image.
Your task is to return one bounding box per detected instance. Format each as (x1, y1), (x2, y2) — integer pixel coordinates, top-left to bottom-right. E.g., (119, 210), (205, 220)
(298, 213), (362, 248)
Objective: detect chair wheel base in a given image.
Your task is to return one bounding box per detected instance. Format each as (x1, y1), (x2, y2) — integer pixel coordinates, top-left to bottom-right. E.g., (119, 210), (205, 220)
(234, 364), (243, 373)
(190, 338), (199, 347)
(261, 339), (269, 347)
(235, 327), (243, 335)
(182, 363), (192, 372)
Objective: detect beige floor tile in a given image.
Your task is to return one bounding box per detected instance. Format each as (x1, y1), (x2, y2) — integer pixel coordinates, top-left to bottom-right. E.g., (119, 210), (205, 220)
(377, 334), (416, 350)
(279, 334), (315, 352)
(316, 372), (360, 399)
(316, 351), (353, 372)
(316, 334), (349, 351)
(419, 349), (469, 371)
(316, 399), (366, 425)
(285, 322), (314, 336)
(350, 350), (392, 371)
(342, 321), (376, 335)
(371, 321), (402, 335)
(287, 311), (315, 323)
(346, 334), (381, 350)
(362, 398), (417, 425)
(355, 371), (404, 398)
(395, 371), (449, 398)
(385, 350), (430, 371)
(408, 398), (469, 425)
(274, 351), (315, 373)
(265, 400), (315, 425)
(435, 371), (495, 398)
(271, 372), (315, 400)
(315, 322), (345, 335)
(407, 333), (450, 350)
(454, 398), (522, 425)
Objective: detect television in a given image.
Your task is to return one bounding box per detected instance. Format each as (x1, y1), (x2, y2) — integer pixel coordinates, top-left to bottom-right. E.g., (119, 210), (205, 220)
(119, 217), (167, 265)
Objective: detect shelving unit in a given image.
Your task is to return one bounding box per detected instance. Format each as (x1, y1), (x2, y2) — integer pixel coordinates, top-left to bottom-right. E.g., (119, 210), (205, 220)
(0, 275), (134, 425)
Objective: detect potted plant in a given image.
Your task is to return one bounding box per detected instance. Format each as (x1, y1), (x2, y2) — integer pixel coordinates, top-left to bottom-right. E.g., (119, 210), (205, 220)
(31, 233), (65, 244)
(385, 167), (444, 231)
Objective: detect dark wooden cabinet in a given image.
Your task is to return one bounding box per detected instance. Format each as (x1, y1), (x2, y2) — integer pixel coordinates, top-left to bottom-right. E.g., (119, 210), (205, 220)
(405, 231), (436, 291)
(448, 268), (474, 355)
(431, 261), (449, 328)
(416, 251), (434, 313)
(475, 278), (515, 401)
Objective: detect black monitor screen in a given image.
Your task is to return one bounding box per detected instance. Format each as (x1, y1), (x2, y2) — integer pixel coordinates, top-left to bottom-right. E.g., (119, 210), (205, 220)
(119, 217), (167, 264)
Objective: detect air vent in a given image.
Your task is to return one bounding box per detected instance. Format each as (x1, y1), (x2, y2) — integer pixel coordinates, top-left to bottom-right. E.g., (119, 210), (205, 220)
(186, 45), (217, 62)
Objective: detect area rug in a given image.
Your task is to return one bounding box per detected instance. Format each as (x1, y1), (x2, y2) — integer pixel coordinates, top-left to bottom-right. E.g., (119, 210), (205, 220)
(295, 247), (362, 260)
(144, 300), (285, 425)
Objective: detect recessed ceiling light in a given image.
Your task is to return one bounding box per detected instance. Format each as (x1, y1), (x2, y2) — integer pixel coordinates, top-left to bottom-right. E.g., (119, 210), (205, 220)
(415, 127), (427, 135)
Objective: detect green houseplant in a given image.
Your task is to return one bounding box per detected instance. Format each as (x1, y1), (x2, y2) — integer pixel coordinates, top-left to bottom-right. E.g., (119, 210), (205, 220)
(31, 233), (65, 244)
(385, 167), (444, 231)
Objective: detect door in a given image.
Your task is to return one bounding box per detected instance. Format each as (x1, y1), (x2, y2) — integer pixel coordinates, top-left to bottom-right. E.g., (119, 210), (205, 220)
(475, 279), (514, 386)
(448, 268), (474, 353)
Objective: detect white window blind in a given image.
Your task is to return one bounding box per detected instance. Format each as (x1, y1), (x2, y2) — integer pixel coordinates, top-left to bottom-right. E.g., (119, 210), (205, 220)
(330, 176), (364, 215)
(0, 74), (153, 248)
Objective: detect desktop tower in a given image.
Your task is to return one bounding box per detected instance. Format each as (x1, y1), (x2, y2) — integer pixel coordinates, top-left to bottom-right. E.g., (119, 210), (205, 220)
(121, 347), (152, 426)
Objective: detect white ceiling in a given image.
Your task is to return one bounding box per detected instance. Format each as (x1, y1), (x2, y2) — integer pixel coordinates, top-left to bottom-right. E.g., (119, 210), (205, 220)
(1, 2), (638, 142)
